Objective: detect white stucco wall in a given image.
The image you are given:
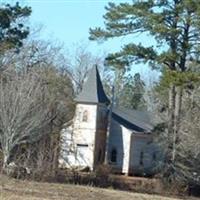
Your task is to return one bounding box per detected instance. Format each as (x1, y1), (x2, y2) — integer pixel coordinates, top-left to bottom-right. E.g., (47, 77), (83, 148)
(59, 125), (75, 168)
(74, 104), (97, 130)
(60, 103), (97, 170)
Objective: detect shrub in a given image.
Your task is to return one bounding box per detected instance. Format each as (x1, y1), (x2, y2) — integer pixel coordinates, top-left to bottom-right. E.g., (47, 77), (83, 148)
(94, 164), (112, 187)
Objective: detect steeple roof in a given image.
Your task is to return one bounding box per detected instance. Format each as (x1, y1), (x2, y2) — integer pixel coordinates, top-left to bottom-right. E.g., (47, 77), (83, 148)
(75, 65), (110, 104)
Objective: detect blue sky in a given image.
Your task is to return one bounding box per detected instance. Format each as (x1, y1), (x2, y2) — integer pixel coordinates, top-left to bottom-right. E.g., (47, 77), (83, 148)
(27, 0), (123, 52)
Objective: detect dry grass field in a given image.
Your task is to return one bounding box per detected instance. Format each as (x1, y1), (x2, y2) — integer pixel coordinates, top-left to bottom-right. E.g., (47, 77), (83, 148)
(0, 174), (195, 200)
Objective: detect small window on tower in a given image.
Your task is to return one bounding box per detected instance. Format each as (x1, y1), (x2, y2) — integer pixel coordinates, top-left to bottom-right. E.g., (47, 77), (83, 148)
(82, 110), (88, 122)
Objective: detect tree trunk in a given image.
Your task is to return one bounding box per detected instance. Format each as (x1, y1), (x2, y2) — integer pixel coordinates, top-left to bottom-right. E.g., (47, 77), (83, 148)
(2, 153), (10, 172)
(104, 85), (115, 164)
(168, 84), (183, 164)
(168, 84), (176, 137)
(172, 86), (183, 162)
(51, 133), (60, 177)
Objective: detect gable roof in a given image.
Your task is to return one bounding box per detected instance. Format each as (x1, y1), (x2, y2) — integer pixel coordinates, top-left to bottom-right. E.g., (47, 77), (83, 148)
(112, 107), (155, 133)
(75, 65), (110, 104)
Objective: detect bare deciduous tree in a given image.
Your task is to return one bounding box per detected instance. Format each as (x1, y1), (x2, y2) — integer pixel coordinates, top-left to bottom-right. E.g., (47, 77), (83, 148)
(174, 86), (200, 184)
(0, 70), (53, 170)
(66, 43), (106, 95)
(153, 84), (200, 186)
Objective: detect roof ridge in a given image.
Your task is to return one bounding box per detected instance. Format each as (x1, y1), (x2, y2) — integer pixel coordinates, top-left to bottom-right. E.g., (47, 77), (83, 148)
(112, 107), (154, 132)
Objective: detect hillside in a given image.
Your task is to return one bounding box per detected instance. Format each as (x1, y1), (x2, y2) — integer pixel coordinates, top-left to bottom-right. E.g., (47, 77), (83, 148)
(0, 174), (185, 200)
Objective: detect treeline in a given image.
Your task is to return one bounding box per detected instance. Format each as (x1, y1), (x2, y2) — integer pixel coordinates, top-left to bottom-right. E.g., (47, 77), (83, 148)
(1, 1), (200, 194)
(0, 2), (76, 178)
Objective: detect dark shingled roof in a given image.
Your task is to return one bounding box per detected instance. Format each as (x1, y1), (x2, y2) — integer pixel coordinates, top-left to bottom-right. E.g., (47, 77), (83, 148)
(112, 107), (155, 133)
(75, 66), (110, 104)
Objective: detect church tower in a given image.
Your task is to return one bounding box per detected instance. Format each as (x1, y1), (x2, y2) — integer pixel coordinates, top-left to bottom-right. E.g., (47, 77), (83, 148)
(72, 66), (110, 170)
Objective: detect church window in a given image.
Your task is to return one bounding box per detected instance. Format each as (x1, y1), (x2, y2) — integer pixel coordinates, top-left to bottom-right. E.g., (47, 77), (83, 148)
(140, 151), (144, 166)
(152, 152), (157, 161)
(77, 144), (88, 147)
(82, 110), (88, 122)
(111, 148), (117, 163)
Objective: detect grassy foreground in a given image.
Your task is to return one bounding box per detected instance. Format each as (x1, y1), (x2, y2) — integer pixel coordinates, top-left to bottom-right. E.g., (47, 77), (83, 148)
(0, 174), (187, 200)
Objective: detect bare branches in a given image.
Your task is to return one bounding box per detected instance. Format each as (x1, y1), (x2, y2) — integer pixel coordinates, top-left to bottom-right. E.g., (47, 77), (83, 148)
(66, 43), (106, 95)
(154, 84), (200, 184)
(0, 39), (74, 170)
(0, 70), (53, 167)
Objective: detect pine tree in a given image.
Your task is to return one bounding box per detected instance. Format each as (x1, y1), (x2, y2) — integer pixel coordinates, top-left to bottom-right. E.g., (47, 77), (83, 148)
(118, 73), (146, 110)
(0, 2), (31, 53)
(90, 1), (200, 72)
(89, 0), (200, 181)
(131, 73), (146, 110)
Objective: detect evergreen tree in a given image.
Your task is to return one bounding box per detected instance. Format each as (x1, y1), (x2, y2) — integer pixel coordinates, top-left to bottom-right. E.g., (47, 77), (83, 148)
(118, 73), (146, 110)
(90, 1), (200, 72)
(0, 2), (31, 53)
(131, 73), (146, 110)
(89, 0), (200, 182)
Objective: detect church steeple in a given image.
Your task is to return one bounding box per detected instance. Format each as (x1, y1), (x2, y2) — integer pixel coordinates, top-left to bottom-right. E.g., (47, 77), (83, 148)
(75, 65), (110, 104)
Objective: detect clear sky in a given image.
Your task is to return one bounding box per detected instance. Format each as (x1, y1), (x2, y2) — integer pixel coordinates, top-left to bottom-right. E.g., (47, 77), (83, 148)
(26, 0), (121, 52)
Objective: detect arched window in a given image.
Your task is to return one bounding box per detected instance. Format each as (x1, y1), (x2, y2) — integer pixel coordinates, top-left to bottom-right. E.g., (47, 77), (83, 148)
(82, 110), (88, 122)
(111, 148), (117, 163)
(140, 151), (144, 166)
(152, 152), (157, 161)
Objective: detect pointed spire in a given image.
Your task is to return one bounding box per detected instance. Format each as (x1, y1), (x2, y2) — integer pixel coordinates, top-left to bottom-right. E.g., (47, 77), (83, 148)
(75, 65), (110, 104)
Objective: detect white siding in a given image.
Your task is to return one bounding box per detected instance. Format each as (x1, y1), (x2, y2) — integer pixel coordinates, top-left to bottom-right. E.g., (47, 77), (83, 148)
(108, 119), (132, 174)
(108, 120), (160, 175)
(129, 134), (160, 175)
(121, 126), (132, 174)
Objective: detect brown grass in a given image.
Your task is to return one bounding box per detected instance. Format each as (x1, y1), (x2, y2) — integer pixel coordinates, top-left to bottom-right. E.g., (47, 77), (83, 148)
(0, 174), (191, 200)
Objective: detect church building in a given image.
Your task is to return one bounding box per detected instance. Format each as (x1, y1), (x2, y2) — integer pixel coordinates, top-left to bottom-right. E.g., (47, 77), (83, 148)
(60, 66), (161, 176)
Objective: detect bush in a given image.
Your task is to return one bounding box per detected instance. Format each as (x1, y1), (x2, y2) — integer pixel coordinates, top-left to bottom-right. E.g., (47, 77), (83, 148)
(95, 164), (111, 178)
(94, 164), (112, 187)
